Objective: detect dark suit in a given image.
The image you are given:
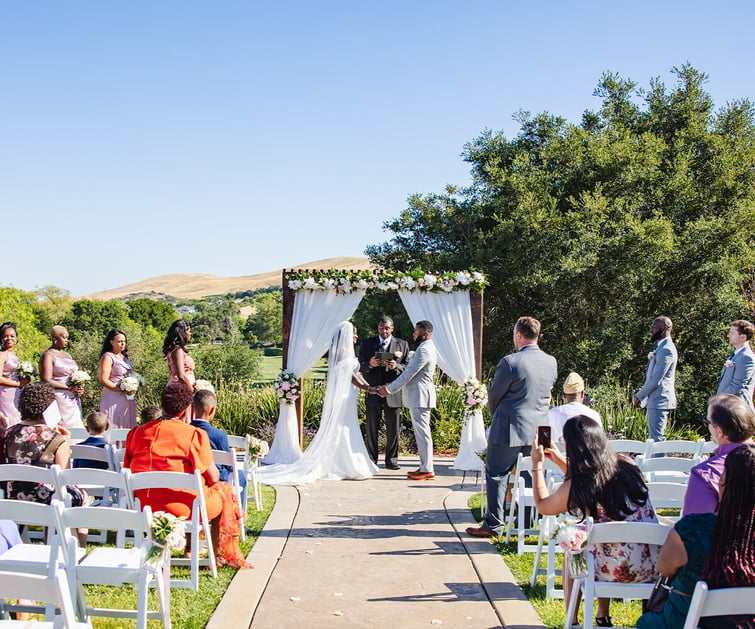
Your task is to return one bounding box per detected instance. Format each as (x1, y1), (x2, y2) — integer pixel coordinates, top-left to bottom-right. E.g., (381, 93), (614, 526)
(358, 335), (409, 465)
(484, 343), (557, 535)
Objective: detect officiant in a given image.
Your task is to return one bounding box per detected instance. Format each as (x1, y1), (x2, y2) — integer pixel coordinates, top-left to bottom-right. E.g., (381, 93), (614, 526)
(358, 316), (409, 470)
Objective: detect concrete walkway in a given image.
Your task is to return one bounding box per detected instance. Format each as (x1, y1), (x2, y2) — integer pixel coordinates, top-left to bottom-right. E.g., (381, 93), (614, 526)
(208, 456), (544, 629)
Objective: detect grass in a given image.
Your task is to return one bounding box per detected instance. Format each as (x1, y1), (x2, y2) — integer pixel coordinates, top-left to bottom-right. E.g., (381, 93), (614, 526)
(258, 354), (328, 382)
(80, 485), (275, 628)
(468, 493), (644, 629)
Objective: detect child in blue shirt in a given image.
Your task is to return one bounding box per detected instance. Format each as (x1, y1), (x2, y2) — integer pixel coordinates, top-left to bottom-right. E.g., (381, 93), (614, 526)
(73, 411), (111, 470)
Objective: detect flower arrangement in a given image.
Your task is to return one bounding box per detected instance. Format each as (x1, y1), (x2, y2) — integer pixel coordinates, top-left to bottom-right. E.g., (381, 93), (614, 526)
(66, 369), (91, 388)
(463, 377), (488, 411)
(119, 373), (144, 400)
(16, 361), (37, 385)
(476, 448), (487, 465)
(273, 370), (300, 405)
(195, 379), (215, 393)
(249, 436), (270, 460)
(551, 514), (589, 577)
(286, 269), (487, 294)
(143, 511), (187, 568)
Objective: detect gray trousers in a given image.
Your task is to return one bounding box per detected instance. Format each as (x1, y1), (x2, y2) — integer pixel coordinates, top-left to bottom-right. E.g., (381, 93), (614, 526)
(647, 407), (669, 442)
(483, 443), (531, 535)
(409, 407), (433, 473)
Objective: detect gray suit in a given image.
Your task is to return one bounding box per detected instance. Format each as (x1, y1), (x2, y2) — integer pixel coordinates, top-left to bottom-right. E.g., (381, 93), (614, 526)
(386, 339), (437, 473)
(483, 344), (557, 535)
(717, 344), (755, 409)
(635, 336), (678, 441)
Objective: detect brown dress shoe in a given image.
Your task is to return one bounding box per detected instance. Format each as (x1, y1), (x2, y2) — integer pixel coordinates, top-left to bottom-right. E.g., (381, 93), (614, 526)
(466, 526), (494, 538)
(408, 471), (435, 480)
(406, 468), (421, 476)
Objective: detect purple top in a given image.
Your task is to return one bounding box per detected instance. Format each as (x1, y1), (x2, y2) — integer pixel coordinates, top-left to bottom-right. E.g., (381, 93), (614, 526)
(683, 442), (746, 515)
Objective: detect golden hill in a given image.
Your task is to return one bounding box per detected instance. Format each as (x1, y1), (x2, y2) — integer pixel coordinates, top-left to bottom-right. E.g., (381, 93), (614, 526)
(86, 257), (374, 300)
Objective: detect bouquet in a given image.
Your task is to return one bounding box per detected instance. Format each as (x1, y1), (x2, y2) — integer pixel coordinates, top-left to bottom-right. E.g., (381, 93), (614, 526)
(194, 379), (215, 393)
(16, 361), (37, 385)
(249, 436), (270, 460)
(119, 373), (144, 400)
(476, 448), (487, 465)
(66, 369), (91, 389)
(143, 511), (187, 569)
(552, 514), (589, 577)
(463, 377), (488, 412)
(273, 370), (300, 405)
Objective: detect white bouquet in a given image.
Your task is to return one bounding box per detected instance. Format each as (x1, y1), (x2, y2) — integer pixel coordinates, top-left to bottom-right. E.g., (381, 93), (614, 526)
(463, 377), (488, 411)
(273, 370), (300, 405)
(194, 379), (215, 393)
(17, 361), (37, 385)
(66, 369), (91, 388)
(249, 436), (270, 460)
(119, 372), (144, 400)
(551, 514), (589, 577)
(143, 511), (187, 569)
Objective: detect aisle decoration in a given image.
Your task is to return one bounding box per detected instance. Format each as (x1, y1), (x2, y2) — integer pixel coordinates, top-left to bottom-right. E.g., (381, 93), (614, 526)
(452, 376), (489, 471)
(552, 514), (589, 577)
(143, 511), (186, 569)
(273, 370), (300, 405)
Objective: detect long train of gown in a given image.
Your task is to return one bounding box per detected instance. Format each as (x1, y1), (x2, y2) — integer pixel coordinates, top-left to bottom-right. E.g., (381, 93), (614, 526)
(0, 353), (21, 426)
(99, 353), (137, 429)
(51, 354), (84, 430)
(258, 359), (377, 485)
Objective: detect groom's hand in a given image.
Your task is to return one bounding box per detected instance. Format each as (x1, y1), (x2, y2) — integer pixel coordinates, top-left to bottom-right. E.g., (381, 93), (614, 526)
(376, 385), (388, 397)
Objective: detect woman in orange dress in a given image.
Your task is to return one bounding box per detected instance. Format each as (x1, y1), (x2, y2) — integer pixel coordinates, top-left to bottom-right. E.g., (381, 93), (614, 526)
(124, 381), (249, 568)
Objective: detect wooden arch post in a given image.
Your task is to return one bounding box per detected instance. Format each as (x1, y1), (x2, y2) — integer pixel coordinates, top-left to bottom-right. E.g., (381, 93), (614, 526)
(471, 290), (484, 379)
(281, 269), (304, 448)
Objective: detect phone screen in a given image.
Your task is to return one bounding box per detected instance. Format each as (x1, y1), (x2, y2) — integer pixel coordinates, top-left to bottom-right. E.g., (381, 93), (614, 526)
(537, 425), (552, 449)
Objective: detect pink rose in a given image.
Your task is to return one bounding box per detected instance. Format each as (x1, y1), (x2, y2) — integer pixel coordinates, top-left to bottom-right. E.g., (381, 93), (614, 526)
(279, 381), (291, 391)
(467, 396), (476, 405)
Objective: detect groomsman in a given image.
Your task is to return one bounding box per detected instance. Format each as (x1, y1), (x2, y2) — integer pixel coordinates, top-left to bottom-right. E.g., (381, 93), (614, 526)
(717, 319), (755, 409)
(634, 316), (678, 442)
(378, 320), (437, 480)
(358, 316), (409, 469)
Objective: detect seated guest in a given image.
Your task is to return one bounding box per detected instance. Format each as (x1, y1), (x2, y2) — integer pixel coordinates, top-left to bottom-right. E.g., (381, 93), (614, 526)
(547, 372), (602, 443)
(140, 404), (162, 424)
(73, 411), (111, 470)
(683, 394), (755, 515)
(191, 389), (248, 506)
(638, 443), (755, 629)
(532, 415), (658, 628)
(124, 382), (250, 568)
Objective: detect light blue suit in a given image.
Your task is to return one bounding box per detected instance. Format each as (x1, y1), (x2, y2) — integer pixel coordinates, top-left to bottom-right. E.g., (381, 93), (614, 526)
(386, 339), (437, 473)
(716, 344), (755, 409)
(635, 336), (678, 441)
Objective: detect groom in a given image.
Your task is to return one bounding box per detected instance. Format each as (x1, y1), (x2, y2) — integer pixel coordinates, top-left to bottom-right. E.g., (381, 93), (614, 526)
(359, 316), (409, 469)
(378, 320), (437, 480)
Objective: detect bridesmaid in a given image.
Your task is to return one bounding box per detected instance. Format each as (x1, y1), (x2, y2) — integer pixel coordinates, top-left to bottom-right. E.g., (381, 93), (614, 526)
(98, 328), (136, 430)
(0, 323), (22, 426)
(39, 325), (84, 430)
(163, 320), (196, 389)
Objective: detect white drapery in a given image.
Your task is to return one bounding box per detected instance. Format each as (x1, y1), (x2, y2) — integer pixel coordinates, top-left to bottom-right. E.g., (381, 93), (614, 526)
(397, 289), (486, 471)
(263, 289), (364, 464)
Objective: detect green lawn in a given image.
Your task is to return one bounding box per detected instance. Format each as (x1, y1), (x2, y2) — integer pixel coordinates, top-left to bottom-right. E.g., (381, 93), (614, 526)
(258, 354), (327, 382)
(468, 493), (644, 629)
(82, 485), (275, 628)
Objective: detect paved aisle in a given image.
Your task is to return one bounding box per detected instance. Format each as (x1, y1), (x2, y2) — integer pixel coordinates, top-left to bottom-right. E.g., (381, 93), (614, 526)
(209, 457), (543, 629)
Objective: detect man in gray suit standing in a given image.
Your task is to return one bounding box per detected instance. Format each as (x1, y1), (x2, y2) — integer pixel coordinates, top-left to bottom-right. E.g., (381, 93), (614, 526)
(467, 316), (557, 538)
(378, 320), (437, 480)
(717, 319), (755, 409)
(634, 316), (678, 442)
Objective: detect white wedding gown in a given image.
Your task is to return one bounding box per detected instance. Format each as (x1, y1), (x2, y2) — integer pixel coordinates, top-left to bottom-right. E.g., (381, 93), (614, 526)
(258, 322), (378, 486)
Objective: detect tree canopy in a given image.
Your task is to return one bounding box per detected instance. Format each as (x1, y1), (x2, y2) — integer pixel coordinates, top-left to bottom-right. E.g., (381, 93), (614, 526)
(366, 64), (755, 422)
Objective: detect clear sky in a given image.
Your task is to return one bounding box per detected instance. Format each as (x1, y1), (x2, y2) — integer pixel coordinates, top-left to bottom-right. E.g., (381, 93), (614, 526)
(2, 1), (753, 296)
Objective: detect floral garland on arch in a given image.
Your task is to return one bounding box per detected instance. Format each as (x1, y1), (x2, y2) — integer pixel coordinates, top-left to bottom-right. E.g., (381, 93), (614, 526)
(286, 269), (487, 294)
(463, 376), (488, 417)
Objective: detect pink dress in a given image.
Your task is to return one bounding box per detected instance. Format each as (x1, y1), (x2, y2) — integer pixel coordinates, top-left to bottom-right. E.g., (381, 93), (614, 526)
(0, 352), (21, 427)
(167, 349), (196, 386)
(99, 353), (137, 430)
(50, 353), (84, 430)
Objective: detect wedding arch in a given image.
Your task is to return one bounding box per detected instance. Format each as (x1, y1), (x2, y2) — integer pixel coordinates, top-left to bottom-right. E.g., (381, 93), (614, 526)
(263, 267), (488, 471)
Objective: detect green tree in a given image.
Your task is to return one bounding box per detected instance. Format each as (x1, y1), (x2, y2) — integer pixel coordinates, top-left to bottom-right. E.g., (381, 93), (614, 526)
(189, 300), (241, 343)
(126, 298), (177, 332)
(0, 287), (50, 359)
(243, 292), (283, 345)
(366, 64), (755, 423)
(62, 299), (131, 341)
(193, 340), (262, 386)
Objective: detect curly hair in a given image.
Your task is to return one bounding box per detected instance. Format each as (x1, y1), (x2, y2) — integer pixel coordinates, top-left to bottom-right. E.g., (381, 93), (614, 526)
(18, 382), (56, 421)
(0, 322), (16, 350)
(563, 415), (649, 521)
(161, 381), (194, 417)
(100, 328), (129, 359)
(163, 320), (190, 356)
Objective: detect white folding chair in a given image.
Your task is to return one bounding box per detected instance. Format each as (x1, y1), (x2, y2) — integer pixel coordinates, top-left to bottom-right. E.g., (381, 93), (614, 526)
(564, 518), (671, 629)
(105, 428), (132, 445)
(112, 448), (126, 471)
(646, 439), (704, 458)
(67, 427), (89, 442)
(0, 464), (64, 540)
(529, 479), (565, 598)
(636, 455), (701, 483)
(55, 502), (171, 629)
(212, 449), (246, 541)
(609, 439), (652, 459)
(0, 570), (91, 628)
(683, 580), (755, 629)
(504, 454), (563, 554)
(227, 434), (261, 510)
(127, 470), (218, 590)
(70, 444), (117, 471)
(646, 481), (686, 522)
(700, 440), (717, 455)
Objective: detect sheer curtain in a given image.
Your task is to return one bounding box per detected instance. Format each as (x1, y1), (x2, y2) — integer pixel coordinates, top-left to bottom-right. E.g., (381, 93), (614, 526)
(263, 289), (365, 464)
(397, 289), (486, 470)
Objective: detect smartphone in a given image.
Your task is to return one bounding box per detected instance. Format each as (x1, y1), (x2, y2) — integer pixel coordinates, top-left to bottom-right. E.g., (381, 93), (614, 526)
(537, 425), (552, 449)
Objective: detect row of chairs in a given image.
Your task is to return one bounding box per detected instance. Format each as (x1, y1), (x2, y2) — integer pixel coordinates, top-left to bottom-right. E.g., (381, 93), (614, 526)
(0, 497), (170, 628)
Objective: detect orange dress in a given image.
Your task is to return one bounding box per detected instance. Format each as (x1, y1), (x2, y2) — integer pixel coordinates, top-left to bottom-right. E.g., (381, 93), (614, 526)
(124, 419), (222, 520)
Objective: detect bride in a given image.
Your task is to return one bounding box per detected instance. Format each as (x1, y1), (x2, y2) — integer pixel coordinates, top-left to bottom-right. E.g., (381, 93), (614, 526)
(258, 321), (378, 485)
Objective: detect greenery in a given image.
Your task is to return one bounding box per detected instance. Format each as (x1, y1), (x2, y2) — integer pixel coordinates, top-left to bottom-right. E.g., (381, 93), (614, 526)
(366, 64), (755, 427)
(467, 493), (643, 629)
(243, 292), (282, 345)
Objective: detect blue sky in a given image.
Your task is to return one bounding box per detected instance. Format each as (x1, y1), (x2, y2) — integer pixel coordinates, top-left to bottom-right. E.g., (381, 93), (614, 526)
(2, 1), (754, 296)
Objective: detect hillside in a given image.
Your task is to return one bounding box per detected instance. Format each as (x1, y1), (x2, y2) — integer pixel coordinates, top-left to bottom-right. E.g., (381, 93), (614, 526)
(85, 256), (374, 300)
